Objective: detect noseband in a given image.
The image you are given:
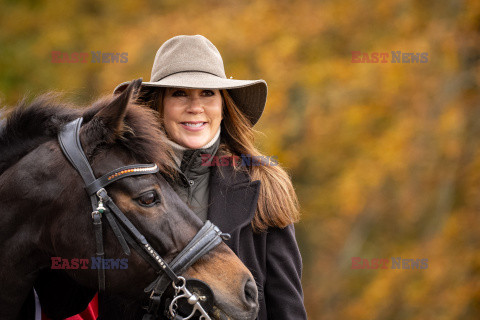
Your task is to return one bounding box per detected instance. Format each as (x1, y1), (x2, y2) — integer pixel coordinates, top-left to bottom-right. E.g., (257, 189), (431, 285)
(58, 118), (230, 320)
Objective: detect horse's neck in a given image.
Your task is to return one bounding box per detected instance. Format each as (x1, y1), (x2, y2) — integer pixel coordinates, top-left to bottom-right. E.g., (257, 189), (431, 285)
(0, 179), (48, 318)
(0, 164), (52, 267)
(0, 185), (46, 264)
(0, 142), (76, 318)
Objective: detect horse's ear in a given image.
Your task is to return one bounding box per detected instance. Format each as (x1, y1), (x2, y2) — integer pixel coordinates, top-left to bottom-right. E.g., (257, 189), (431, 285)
(81, 79), (142, 152)
(96, 78), (142, 137)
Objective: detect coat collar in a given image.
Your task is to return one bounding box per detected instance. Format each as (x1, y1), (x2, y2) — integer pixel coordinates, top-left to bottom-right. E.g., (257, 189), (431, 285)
(207, 164), (260, 234)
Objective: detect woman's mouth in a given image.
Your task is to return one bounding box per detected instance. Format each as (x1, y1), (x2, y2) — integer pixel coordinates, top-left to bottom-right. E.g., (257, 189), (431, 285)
(180, 121), (207, 131)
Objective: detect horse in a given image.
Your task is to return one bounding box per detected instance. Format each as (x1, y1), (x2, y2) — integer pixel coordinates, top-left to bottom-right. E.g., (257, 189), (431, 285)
(0, 80), (259, 320)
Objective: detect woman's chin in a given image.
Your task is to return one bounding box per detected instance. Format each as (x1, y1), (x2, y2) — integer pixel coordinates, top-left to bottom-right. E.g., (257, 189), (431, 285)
(180, 138), (210, 149)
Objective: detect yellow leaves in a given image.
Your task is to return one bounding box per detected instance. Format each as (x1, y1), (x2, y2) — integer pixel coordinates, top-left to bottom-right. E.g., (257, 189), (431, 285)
(336, 168), (369, 217)
(438, 104), (465, 159)
(257, 35), (300, 87)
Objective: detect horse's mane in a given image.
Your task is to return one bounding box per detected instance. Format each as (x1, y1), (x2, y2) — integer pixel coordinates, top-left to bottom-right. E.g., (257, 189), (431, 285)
(0, 93), (175, 176)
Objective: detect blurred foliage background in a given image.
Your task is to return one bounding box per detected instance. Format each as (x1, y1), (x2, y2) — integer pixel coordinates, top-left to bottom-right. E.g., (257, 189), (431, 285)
(1, 0), (480, 319)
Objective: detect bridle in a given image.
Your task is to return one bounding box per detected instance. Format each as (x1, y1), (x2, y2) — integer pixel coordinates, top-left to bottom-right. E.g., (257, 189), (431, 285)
(58, 118), (230, 320)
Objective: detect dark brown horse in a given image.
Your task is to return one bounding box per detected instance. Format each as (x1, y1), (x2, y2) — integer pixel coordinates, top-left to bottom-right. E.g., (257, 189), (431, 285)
(0, 81), (258, 319)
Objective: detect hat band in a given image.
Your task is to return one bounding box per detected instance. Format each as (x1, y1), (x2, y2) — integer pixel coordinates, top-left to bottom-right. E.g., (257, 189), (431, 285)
(154, 70), (225, 82)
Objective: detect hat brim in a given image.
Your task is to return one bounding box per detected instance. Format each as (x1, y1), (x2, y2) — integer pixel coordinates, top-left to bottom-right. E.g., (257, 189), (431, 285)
(114, 72), (267, 126)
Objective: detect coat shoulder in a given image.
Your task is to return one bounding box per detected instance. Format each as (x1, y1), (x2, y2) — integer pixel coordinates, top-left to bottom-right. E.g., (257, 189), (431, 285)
(208, 165), (261, 234)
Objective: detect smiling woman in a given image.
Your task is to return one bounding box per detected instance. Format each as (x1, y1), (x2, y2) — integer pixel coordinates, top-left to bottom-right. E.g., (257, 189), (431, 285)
(162, 88), (223, 149)
(110, 34), (308, 320)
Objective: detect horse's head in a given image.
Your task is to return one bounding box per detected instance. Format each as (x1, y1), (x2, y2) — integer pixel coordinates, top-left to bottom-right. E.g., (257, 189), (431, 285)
(0, 80), (258, 319)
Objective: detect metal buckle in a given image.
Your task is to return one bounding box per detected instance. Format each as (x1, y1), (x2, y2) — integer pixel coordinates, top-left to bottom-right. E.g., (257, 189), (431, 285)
(96, 188), (107, 199)
(149, 289), (158, 300)
(91, 210), (102, 219)
(93, 188), (107, 218)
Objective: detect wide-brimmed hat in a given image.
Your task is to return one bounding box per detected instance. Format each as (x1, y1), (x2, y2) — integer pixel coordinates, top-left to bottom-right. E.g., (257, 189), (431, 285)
(114, 35), (267, 126)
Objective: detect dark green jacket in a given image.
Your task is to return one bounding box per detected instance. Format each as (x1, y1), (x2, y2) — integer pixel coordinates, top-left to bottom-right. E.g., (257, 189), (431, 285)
(172, 142), (307, 319)
(170, 138), (220, 222)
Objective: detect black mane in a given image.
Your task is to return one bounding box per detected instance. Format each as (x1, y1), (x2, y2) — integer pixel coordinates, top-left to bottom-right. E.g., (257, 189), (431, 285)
(0, 94), (78, 174)
(0, 93), (174, 175)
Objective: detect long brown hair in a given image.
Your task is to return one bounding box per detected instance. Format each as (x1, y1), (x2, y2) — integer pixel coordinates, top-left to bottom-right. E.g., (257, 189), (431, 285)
(219, 90), (300, 231)
(147, 88), (300, 232)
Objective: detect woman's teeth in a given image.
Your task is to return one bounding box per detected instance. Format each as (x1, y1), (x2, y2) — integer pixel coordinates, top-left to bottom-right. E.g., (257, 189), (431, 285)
(183, 122), (204, 127)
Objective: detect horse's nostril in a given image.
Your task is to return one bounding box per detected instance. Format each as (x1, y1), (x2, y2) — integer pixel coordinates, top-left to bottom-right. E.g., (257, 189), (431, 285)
(243, 278), (258, 308)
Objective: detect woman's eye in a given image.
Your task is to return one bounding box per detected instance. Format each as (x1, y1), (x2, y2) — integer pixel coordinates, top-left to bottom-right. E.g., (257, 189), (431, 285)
(136, 191), (159, 207)
(172, 90), (187, 97)
(202, 90), (214, 96)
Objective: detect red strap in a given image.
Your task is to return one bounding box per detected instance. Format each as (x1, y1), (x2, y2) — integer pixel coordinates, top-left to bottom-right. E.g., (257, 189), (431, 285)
(41, 293), (98, 320)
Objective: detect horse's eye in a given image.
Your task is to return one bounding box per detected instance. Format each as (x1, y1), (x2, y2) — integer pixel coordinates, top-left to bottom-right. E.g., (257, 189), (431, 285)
(136, 191), (159, 207)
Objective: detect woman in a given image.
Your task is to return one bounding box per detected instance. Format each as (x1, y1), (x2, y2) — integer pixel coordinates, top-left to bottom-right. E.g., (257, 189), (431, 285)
(113, 34), (307, 320)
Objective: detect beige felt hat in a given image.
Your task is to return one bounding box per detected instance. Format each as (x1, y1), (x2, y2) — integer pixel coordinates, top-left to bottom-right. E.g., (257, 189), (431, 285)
(114, 35), (267, 125)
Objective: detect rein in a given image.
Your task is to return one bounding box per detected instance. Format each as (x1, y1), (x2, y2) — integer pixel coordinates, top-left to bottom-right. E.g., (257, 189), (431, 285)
(58, 118), (230, 320)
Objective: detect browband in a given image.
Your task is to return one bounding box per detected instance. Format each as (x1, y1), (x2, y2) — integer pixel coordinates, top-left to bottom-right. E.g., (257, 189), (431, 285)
(85, 164), (159, 195)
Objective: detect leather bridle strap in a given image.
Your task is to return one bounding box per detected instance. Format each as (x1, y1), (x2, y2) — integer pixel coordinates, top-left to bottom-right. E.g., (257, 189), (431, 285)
(143, 221), (228, 315)
(58, 118), (108, 292)
(142, 220), (227, 318)
(58, 118), (96, 205)
(145, 221), (227, 294)
(85, 164), (160, 195)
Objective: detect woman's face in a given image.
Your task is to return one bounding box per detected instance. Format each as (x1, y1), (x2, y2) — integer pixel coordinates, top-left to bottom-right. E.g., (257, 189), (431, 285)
(162, 88), (223, 149)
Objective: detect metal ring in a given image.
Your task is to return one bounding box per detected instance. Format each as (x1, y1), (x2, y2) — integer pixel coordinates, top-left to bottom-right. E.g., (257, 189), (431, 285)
(173, 276), (186, 290)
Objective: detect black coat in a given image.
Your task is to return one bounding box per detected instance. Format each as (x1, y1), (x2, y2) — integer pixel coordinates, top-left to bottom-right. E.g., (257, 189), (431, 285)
(207, 165), (307, 320)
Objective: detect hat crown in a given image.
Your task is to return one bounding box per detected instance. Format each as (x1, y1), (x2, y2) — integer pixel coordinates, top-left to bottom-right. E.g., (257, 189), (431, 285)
(150, 35), (227, 82)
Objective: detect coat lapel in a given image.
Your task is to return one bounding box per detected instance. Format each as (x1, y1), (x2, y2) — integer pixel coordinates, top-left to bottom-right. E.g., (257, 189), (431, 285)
(207, 165), (260, 234)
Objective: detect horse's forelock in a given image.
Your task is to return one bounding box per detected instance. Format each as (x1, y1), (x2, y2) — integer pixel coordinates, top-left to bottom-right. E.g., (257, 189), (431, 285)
(118, 101), (176, 178)
(80, 95), (176, 178)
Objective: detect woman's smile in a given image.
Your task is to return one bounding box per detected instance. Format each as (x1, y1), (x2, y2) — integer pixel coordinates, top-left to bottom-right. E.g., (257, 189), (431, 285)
(180, 121), (208, 131)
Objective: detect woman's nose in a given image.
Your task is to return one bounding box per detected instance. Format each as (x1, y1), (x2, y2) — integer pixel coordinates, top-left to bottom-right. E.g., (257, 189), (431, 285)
(186, 97), (204, 113)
